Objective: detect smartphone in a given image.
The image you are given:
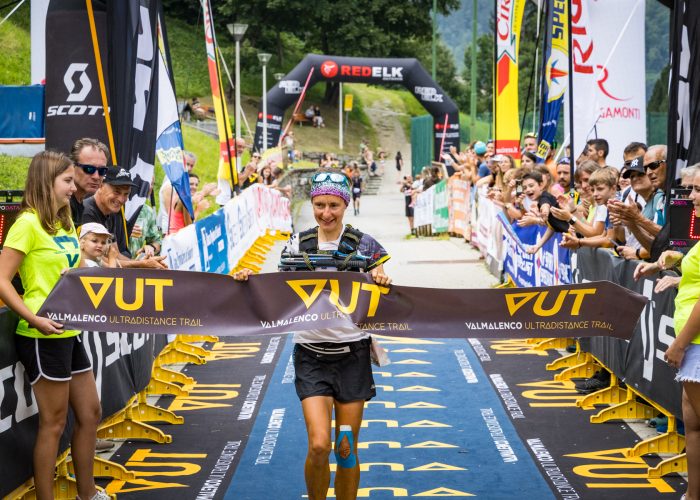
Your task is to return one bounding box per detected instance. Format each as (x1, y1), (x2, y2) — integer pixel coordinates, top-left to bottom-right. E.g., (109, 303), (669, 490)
(515, 179), (523, 195)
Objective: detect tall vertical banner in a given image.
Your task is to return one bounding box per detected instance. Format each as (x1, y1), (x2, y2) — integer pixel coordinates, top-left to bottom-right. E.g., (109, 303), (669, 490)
(667, 0), (700, 186)
(200, 0), (237, 205)
(536, 0), (568, 162)
(44, 0), (109, 154)
(567, 0), (646, 165)
(494, 0), (526, 159)
(108, 1), (161, 225)
(154, 11), (194, 219)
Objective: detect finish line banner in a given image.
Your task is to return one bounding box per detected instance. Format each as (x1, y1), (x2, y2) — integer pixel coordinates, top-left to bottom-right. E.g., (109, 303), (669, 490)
(39, 268), (646, 340)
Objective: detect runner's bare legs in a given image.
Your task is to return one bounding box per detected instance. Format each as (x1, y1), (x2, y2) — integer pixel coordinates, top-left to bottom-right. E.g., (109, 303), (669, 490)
(302, 396), (334, 499)
(333, 400), (364, 500)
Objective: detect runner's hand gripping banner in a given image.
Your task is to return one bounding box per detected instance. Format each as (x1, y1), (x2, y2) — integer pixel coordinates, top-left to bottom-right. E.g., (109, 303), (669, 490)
(39, 268), (646, 340)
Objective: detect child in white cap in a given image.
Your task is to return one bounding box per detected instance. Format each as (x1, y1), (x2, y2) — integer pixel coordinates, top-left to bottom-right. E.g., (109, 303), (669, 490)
(79, 222), (118, 268)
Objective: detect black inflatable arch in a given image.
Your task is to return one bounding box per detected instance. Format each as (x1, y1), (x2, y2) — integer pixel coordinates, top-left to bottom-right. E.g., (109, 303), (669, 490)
(253, 54), (459, 160)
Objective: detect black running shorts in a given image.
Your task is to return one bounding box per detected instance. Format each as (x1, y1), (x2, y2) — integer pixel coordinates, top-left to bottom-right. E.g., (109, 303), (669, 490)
(293, 339), (376, 402)
(15, 334), (92, 385)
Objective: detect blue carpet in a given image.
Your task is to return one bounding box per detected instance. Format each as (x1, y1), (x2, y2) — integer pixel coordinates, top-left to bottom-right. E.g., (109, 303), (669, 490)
(226, 337), (554, 499)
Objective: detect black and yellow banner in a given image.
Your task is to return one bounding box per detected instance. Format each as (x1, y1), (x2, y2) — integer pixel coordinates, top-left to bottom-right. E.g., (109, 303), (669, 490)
(39, 268), (646, 339)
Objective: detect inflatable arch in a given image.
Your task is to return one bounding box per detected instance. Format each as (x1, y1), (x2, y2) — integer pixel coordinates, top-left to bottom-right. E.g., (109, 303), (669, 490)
(253, 54), (460, 160)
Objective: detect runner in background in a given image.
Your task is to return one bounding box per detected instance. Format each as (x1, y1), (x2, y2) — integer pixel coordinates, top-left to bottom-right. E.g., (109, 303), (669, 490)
(0, 151), (109, 500)
(233, 169), (391, 500)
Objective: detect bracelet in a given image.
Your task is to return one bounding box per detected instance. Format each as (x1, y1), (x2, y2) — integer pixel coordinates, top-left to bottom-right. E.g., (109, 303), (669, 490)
(577, 239), (582, 249)
(635, 248), (642, 259)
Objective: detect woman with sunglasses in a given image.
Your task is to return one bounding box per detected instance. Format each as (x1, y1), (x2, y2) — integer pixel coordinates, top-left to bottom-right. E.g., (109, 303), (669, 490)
(0, 151), (109, 500)
(234, 169), (391, 500)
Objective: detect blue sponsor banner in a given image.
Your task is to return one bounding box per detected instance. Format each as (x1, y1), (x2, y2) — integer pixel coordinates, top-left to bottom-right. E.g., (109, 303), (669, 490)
(195, 209), (229, 273)
(155, 121), (194, 217)
(536, 0), (568, 162)
(498, 213), (571, 287)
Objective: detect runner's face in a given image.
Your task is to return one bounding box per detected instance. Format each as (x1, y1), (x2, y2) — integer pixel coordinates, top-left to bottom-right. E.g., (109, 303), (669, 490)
(54, 166), (77, 208)
(312, 195), (346, 233)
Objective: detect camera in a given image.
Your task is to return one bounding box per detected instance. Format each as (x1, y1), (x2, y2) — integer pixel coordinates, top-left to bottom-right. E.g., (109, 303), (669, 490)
(515, 179), (523, 195)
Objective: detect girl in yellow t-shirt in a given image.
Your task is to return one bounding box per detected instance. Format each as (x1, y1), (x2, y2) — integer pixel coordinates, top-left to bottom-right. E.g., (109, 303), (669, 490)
(0, 151), (108, 500)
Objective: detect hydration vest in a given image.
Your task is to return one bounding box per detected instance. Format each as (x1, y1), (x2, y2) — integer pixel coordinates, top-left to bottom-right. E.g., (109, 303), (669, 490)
(297, 224), (365, 271)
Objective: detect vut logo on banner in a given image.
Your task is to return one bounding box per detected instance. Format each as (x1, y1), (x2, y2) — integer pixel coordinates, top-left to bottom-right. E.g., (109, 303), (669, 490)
(80, 276), (173, 311)
(505, 289), (595, 317)
(287, 279), (389, 317)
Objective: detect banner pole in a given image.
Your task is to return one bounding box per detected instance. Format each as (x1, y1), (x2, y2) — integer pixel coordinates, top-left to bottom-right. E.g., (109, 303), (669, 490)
(278, 67), (315, 147)
(566, 0), (575, 191)
(85, 0), (116, 163)
(439, 113), (448, 157)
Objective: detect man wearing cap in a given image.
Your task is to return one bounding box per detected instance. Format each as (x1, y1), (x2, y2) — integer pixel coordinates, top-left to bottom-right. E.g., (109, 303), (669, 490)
(474, 141), (490, 179)
(69, 137), (110, 225)
(555, 157), (572, 191)
(82, 167), (167, 269)
(608, 145), (668, 253)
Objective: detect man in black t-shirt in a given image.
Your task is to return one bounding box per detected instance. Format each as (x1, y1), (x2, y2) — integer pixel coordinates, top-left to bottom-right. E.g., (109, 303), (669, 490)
(82, 167), (167, 269)
(68, 137), (110, 225)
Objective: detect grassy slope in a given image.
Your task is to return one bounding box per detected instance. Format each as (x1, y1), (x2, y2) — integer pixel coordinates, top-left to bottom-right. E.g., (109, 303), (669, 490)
(0, 1), (30, 86)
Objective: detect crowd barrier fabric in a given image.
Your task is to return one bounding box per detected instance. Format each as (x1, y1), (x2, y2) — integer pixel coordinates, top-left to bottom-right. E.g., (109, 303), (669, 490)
(432, 180), (449, 233)
(447, 177), (470, 237)
(575, 248), (682, 417)
(0, 184), (292, 494)
(500, 213), (572, 287)
(0, 308), (167, 497)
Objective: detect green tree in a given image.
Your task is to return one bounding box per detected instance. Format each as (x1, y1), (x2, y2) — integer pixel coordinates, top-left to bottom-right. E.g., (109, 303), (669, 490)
(461, 32), (493, 115)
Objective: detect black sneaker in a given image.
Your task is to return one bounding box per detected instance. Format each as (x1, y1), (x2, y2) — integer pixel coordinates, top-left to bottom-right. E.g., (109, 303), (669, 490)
(575, 376), (610, 394)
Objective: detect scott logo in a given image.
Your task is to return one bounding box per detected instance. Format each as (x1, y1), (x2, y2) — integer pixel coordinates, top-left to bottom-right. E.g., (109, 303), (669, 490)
(64, 63), (92, 102)
(321, 60), (338, 78)
(287, 279), (388, 317)
(80, 277), (173, 311)
(505, 289), (595, 317)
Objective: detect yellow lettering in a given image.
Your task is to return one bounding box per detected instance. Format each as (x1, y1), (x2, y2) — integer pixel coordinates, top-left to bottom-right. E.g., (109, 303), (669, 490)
(115, 277), (144, 311)
(361, 283), (389, 317)
(532, 290), (568, 317)
(330, 462), (404, 472)
(145, 278), (173, 311)
(286, 279), (326, 308)
(329, 280), (361, 314)
(106, 478), (188, 494)
(357, 441), (401, 449)
(567, 288), (596, 315)
(81, 276), (114, 309)
(504, 291), (539, 315)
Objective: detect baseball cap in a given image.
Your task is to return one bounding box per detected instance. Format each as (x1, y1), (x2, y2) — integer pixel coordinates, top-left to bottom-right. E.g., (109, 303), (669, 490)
(104, 166), (136, 187)
(79, 222), (113, 239)
(473, 141), (487, 155)
(621, 155), (645, 179)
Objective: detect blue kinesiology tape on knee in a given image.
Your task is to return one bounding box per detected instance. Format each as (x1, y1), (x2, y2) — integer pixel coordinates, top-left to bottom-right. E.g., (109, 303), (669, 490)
(334, 425), (357, 468)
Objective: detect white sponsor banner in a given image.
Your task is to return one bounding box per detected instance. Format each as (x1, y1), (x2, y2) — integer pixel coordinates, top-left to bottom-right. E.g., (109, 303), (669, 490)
(568, 0), (646, 166)
(414, 185), (435, 227)
(162, 184), (292, 272)
(31, 0), (50, 85)
(161, 224), (201, 271)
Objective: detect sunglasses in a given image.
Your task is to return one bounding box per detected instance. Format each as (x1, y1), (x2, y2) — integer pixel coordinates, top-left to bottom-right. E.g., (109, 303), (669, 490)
(312, 172), (349, 185)
(77, 163), (109, 176)
(644, 160), (665, 171)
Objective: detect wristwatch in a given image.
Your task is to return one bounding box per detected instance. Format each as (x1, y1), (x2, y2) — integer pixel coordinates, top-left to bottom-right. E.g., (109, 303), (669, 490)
(568, 216), (578, 225)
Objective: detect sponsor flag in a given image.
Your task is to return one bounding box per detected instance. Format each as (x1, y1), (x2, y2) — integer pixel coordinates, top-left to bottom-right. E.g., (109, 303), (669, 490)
(536, 0), (568, 162)
(200, 0), (237, 204)
(40, 268), (646, 340)
(566, 0), (646, 165)
(667, 0), (700, 187)
(494, 0), (526, 159)
(44, 0), (110, 154)
(108, 1), (161, 226)
(154, 10), (194, 221)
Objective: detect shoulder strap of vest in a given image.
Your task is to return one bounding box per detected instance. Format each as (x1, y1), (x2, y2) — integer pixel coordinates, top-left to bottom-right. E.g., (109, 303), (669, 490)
(338, 224), (364, 254)
(298, 226), (319, 253)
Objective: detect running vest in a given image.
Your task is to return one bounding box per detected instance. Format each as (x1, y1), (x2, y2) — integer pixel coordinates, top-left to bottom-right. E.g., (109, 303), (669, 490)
(298, 225), (364, 271)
